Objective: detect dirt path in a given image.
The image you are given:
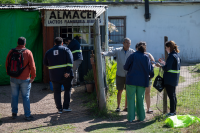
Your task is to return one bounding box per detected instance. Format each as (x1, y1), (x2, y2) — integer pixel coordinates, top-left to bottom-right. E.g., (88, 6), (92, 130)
(0, 82), (158, 133)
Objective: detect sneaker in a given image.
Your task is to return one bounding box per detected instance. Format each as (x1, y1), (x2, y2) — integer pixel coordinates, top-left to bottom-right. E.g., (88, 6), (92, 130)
(165, 113), (176, 117)
(24, 115), (34, 121)
(12, 113), (17, 119)
(115, 108), (120, 112)
(63, 108), (72, 112)
(58, 109), (63, 114)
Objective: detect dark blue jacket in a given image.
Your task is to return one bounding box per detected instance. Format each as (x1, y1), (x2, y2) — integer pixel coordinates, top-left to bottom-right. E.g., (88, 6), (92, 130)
(43, 45), (74, 82)
(124, 51), (154, 87)
(67, 39), (83, 61)
(162, 51), (181, 86)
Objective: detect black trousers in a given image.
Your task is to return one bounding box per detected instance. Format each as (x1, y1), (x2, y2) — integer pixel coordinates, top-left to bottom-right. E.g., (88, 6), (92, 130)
(52, 77), (72, 110)
(165, 84), (177, 114)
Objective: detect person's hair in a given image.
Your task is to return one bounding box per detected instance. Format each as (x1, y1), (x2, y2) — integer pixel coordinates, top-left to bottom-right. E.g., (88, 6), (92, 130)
(74, 35), (79, 40)
(123, 38), (131, 43)
(135, 44), (139, 49)
(65, 37), (72, 42)
(54, 37), (63, 45)
(17, 37), (26, 45)
(165, 40), (180, 53)
(136, 41), (146, 53)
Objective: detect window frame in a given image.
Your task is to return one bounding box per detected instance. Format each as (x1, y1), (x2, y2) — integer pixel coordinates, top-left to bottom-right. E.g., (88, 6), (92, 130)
(60, 26), (93, 46)
(108, 16), (126, 44)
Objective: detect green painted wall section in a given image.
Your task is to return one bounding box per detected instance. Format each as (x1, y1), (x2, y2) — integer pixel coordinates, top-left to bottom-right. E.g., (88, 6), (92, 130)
(0, 9), (43, 85)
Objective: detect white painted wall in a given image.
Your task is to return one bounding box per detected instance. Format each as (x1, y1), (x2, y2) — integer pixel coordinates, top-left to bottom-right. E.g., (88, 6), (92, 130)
(107, 3), (200, 62)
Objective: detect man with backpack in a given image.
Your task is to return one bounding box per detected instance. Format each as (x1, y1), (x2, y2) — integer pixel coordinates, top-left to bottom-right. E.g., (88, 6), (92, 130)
(5, 37), (36, 121)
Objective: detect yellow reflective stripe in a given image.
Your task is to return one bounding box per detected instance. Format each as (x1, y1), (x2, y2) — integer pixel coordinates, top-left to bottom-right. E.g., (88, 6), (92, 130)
(167, 70), (180, 73)
(71, 50), (82, 54)
(48, 64), (73, 69)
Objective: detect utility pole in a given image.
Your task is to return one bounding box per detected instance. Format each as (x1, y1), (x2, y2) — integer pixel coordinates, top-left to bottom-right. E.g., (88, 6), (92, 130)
(93, 18), (106, 110)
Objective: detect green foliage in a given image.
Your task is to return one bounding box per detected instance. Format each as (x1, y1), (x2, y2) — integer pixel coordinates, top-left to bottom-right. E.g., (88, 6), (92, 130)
(0, 0), (15, 4)
(105, 57), (117, 96)
(83, 69), (94, 84)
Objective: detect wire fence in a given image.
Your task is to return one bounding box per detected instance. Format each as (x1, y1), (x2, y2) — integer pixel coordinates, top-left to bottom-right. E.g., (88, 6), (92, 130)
(156, 61), (200, 117)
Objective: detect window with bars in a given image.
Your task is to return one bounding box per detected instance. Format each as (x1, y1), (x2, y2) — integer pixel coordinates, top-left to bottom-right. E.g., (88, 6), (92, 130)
(60, 26), (94, 45)
(108, 17), (126, 44)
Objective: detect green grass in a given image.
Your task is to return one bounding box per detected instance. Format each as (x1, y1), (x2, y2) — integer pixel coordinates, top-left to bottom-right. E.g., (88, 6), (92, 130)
(82, 90), (122, 120)
(176, 81), (200, 115)
(18, 124), (75, 133)
(188, 63), (200, 78)
(134, 114), (200, 133)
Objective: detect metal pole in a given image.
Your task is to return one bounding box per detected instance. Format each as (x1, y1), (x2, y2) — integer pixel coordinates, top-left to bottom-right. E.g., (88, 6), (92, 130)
(163, 36), (168, 114)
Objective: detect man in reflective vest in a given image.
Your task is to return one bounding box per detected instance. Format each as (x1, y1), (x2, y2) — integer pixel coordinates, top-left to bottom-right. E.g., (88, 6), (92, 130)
(43, 37), (73, 114)
(65, 37), (83, 87)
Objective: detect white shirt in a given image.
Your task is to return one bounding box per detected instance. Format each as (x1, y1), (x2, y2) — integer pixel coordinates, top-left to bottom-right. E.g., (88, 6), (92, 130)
(103, 47), (135, 77)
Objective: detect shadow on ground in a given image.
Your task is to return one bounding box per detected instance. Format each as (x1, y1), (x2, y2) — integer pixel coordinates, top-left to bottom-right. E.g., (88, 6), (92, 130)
(0, 83), (50, 103)
(84, 120), (156, 132)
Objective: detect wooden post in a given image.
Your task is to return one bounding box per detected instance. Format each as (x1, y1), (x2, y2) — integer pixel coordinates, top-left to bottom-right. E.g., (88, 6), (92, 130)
(93, 19), (106, 110)
(90, 51), (99, 101)
(163, 36), (168, 114)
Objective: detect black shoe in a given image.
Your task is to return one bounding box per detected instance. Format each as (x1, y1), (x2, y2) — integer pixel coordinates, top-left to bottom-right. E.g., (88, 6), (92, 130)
(115, 108), (120, 112)
(58, 109), (63, 114)
(12, 113), (17, 119)
(24, 115), (34, 121)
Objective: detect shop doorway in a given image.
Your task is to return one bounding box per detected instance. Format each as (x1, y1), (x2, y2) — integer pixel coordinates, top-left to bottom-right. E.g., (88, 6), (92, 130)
(60, 26), (94, 45)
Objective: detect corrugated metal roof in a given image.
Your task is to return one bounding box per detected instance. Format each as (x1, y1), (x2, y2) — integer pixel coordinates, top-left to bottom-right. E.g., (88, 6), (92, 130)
(0, 5), (107, 17)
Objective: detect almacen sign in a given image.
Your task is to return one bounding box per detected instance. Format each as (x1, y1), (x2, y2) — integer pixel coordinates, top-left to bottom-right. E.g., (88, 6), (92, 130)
(45, 11), (104, 26)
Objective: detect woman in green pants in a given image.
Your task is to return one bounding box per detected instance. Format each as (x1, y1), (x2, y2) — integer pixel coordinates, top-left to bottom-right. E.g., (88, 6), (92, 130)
(124, 42), (154, 122)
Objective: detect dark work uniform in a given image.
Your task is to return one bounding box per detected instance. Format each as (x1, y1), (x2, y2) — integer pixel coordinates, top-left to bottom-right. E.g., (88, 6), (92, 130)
(43, 45), (73, 110)
(67, 39), (83, 84)
(162, 50), (181, 114)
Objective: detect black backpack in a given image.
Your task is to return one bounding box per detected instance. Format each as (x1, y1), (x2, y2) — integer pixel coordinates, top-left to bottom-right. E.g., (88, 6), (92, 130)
(7, 48), (28, 77)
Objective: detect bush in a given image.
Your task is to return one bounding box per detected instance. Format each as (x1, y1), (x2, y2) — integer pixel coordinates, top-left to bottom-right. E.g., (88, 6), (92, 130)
(83, 69), (94, 84)
(105, 57), (117, 96)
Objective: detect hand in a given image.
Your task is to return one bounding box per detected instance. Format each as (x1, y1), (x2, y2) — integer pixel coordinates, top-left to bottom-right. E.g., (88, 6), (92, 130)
(30, 78), (34, 83)
(64, 73), (70, 78)
(155, 63), (162, 68)
(158, 58), (165, 65)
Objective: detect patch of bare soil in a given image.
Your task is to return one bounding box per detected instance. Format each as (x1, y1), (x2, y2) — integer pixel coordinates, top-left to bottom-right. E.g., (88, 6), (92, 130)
(0, 83), (158, 133)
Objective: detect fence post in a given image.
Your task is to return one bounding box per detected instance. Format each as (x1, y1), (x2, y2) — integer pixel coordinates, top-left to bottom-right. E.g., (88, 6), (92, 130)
(163, 36), (168, 114)
(93, 18), (106, 110)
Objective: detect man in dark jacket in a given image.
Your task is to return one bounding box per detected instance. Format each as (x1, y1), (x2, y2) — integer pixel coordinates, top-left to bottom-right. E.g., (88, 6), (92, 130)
(43, 37), (73, 113)
(65, 37), (83, 87)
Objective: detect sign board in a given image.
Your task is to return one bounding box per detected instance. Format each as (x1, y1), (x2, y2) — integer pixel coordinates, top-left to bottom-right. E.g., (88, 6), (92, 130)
(45, 11), (105, 26)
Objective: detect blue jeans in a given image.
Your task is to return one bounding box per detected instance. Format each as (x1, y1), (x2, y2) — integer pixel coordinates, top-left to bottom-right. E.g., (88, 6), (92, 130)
(10, 78), (31, 117)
